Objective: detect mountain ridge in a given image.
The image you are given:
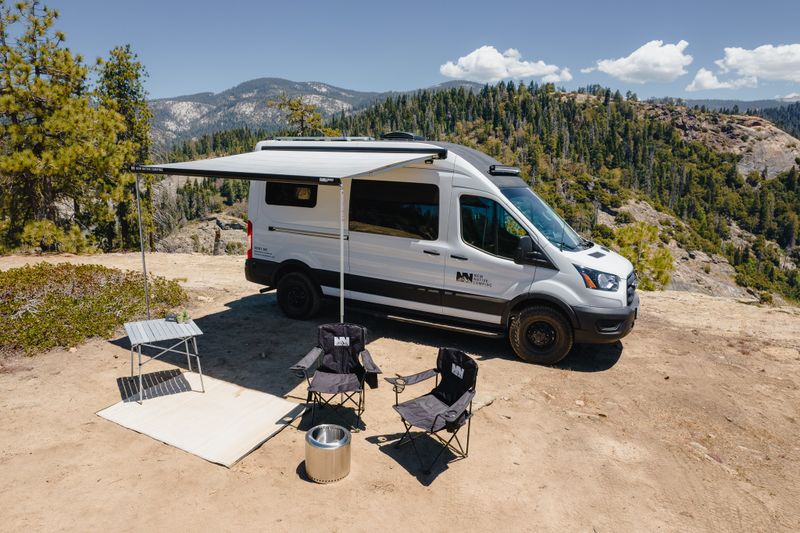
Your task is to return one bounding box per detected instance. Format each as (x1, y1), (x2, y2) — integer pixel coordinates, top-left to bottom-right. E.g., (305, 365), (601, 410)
(149, 77), (484, 144)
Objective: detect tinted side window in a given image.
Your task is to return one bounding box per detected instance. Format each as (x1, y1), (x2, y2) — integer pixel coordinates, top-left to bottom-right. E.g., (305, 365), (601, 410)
(349, 180), (439, 240)
(460, 195), (526, 259)
(265, 182), (317, 207)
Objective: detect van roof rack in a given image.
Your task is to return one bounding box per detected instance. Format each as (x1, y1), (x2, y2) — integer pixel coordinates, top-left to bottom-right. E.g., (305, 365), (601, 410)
(380, 131), (425, 141)
(271, 136), (374, 141)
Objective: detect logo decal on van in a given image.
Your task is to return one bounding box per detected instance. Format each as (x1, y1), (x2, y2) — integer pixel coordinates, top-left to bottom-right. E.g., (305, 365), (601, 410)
(334, 336), (350, 347)
(451, 363), (465, 378)
(456, 271), (492, 288)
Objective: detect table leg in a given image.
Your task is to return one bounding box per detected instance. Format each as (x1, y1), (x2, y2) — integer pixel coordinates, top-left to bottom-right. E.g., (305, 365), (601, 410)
(192, 337), (205, 393)
(138, 345), (143, 404)
(184, 339), (193, 372)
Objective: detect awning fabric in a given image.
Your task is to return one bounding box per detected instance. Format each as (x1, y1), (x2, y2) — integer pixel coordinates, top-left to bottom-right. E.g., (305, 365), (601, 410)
(131, 143), (445, 183)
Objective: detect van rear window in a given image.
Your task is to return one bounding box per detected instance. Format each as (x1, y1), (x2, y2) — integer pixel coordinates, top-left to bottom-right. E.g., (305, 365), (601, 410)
(349, 180), (438, 240)
(265, 182), (317, 208)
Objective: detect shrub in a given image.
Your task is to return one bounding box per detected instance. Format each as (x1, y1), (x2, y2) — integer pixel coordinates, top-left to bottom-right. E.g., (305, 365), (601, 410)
(614, 211), (634, 224)
(19, 220), (94, 254)
(225, 241), (246, 255)
(0, 263), (186, 354)
(591, 224), (615, 245)
(611, 222), (674, 290)
(21, 220), (65, 252)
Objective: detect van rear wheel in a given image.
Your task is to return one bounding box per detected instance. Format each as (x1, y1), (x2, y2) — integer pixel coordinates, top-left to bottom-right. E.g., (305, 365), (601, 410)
(510, 306), (573, 365)
(276, 272), (321, 319)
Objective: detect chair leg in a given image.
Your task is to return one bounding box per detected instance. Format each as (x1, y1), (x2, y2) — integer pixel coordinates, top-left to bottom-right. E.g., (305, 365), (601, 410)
(409, 432), (429, 473)
(354, 391), (364, 433)
(464, 417), (472, 457)
(395, 421), (416, 449)
(424, 431), (461, 475)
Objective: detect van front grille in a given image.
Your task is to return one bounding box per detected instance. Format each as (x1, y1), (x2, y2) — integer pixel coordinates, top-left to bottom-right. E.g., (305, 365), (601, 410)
(626, 271), (637, 305)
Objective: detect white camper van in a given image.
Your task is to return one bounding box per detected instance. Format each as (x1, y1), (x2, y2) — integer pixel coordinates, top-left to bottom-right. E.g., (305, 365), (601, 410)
(245, 136), (639, 364)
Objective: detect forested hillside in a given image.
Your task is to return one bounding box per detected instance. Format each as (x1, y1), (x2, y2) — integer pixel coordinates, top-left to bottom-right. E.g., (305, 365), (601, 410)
(168, 83), (800, 300)
(327, 83), (799, 299)
(752, 102), (800, 139)
(166, 83), (800, 299)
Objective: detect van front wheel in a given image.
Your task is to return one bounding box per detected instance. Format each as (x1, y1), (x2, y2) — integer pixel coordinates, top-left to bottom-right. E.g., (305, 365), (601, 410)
(276, 272), (321, 319)
(510, 306), (573, 365)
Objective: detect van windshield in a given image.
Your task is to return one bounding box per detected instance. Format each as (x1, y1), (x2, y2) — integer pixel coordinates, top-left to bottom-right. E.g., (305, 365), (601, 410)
(500, 187), (588, 251)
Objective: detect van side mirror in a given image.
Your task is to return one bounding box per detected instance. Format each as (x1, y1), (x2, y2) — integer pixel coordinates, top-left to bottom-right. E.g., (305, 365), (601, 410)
(514, 235), (548, 266)
(514, 235), (533, 264)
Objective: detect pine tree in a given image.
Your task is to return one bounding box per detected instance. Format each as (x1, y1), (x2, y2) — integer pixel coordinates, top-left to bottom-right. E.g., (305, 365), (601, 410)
(267, 92), (339, 136)
(0, 1), (132, 249)
(97, 44), (153, 249)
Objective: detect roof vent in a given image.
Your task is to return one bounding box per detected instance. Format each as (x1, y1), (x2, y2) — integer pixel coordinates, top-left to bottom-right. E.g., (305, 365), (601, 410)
(380, 131), (425, 141)
(488, 164), (520, 176)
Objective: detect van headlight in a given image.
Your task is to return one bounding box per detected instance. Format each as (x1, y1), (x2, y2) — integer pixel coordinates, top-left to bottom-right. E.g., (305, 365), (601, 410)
(573, 265), (619, 291)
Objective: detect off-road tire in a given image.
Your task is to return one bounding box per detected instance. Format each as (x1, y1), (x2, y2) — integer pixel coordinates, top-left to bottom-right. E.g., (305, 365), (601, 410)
(509, 306), (573, 365)
(276, 272), (321, 319)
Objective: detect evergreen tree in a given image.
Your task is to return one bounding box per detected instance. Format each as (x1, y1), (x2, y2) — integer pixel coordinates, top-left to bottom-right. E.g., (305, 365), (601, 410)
(97, 44), (153, 249)
(0, 1), (132, 249)
(267, 92), (339, 136)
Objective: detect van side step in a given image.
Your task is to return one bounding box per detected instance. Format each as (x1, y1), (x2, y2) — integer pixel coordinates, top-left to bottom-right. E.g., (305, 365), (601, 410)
(384, 314), (505, 338)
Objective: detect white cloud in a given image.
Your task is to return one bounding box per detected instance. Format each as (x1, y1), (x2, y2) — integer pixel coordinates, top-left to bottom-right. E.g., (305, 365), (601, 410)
(781, 92), (800, 101)
(715, 44), (800, 83)
(580, 67), (596, 74)
(685, 68), (757, 92)
(592, 40), (693, 83)
(543, 68), (572, 83)
(440, 45), (572, 83)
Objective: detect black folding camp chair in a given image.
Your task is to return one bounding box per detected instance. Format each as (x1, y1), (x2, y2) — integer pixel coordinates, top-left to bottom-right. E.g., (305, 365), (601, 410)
(385, 348), (478, 474)
(290, 323), (381, 431)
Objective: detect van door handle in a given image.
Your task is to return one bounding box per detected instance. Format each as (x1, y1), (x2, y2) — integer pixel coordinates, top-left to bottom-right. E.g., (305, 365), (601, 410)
(423, 250), (441, 256)
(450, 254), (468, 261)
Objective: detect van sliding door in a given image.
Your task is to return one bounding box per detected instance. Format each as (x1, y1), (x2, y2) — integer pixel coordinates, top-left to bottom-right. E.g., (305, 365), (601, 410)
(347, 173), (446, 315)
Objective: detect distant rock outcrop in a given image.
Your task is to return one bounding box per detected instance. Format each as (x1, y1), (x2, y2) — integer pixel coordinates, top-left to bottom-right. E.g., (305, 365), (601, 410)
(640, 104), (800, 179)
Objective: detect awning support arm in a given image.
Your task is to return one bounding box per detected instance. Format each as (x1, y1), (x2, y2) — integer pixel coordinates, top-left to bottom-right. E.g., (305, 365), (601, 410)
(134, 173), (151, 320)
(339, 181), (345, 323)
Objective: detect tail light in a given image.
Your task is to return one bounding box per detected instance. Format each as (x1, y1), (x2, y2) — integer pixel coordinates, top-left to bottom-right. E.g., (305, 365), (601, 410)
(247, 220), (253, 259)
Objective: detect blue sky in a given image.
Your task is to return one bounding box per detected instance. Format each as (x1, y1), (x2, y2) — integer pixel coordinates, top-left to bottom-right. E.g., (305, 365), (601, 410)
(47, 0), (800, 100)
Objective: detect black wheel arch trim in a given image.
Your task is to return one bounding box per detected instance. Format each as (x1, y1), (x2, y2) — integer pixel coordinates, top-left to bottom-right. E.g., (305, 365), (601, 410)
(502, 294), (579, 330)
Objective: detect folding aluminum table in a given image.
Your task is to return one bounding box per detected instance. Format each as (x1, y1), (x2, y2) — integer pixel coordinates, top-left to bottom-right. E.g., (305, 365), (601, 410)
(124, 319), (205, 403)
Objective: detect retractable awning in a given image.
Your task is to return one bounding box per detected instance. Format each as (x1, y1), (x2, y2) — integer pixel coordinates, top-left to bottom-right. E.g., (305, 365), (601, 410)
(131, 141), (447, 324)
(131, 143), (447, 183)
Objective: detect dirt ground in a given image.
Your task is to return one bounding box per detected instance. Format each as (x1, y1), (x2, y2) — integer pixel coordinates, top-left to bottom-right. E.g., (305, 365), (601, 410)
(1, 253), (799, 532)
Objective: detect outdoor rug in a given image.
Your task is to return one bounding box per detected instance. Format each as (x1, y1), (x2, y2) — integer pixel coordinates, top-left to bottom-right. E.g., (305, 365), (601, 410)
(97, 371), (305, 467)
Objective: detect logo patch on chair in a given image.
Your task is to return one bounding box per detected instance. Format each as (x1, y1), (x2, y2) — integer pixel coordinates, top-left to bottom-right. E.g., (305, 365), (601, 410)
(334, 336), (350, 347)
(451, 363), (465, 378)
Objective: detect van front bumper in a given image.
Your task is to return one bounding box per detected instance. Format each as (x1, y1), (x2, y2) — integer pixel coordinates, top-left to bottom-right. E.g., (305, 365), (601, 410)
(572, 293), (639, 344)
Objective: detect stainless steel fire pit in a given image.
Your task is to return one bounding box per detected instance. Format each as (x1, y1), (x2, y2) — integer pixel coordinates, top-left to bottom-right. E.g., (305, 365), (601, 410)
(305, 424), (351, 483)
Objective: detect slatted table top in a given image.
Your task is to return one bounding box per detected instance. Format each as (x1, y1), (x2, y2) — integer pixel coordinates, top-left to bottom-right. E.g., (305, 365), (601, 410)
(124, 319), (203, 346)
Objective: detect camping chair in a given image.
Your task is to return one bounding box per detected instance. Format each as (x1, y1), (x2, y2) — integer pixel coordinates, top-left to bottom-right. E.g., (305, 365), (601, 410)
(290, 323), (381, 431)
(385, 347), (478, 474)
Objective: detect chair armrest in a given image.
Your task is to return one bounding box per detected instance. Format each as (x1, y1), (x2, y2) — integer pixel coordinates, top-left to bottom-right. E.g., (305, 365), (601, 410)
(289, 346), (322, 377)
(360, 349), (381, 374)
(442, 389), (476, 423)
(384, 368), (437, 386)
